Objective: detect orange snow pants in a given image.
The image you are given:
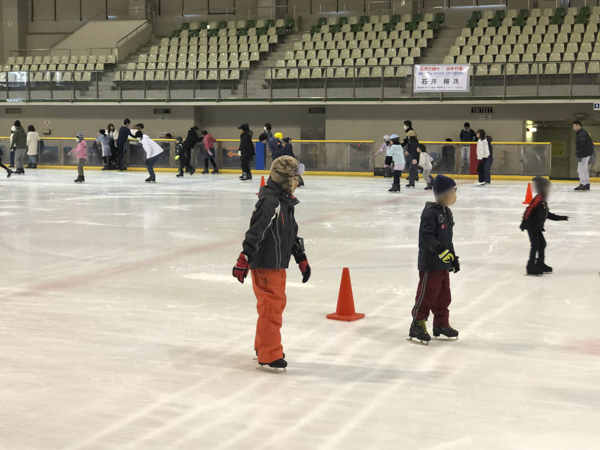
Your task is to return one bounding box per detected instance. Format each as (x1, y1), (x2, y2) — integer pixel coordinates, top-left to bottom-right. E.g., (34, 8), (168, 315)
(252, 269), (287, 364)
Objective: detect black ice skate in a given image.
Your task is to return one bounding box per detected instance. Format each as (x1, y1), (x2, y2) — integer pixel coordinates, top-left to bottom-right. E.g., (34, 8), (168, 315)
(6, 170), (12, 178)
(212, 168), (219, 174)
(176, 170), (184, 178)
(74, 176), (84, 183)
(585, 184), (591, 191)
(202, 168), (209, 174)
(574, 184), (585, 191)
(389, 183), (400, 193)
(297, 176), (305, 187)
(424, 184), (433, 190)
(536, 261), (553, 273)
(526, 261), (543, 276)
(240, 173), (252, 181)
(189, 168), (196, 176)
(257, 358), (287, 373)
(145, 177), (156, 183)
(433, 326), (459, 340)
(407, 319), (431, 345)
(405, 183), (415, 189)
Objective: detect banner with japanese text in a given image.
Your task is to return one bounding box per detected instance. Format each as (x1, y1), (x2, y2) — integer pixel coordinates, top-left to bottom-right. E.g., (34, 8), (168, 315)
(413, 65), (471, 92)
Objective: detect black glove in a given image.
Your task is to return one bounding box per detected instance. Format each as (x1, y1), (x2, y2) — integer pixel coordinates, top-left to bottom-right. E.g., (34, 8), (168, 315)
(556, 215), (569, 221)
(451, 257), (460, 274)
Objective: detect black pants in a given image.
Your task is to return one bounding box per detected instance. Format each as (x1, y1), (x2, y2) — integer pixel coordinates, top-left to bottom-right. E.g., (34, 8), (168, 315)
(393, 170), (402, 185)
(204, 158), (217, 169)
(241, 155), (252, 176)
(116, 142), (127, 170)
(477, 158), (488, 183)
(527, 230), (546, 263)
(0, 157), (10, 173)
(407, 163), (419, 186)
(179, 150), (194, 173)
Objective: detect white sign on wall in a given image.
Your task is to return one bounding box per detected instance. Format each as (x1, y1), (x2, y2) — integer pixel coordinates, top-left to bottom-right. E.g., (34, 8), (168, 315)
(593, 102), (600, 111)
(413, 65), (471, 93)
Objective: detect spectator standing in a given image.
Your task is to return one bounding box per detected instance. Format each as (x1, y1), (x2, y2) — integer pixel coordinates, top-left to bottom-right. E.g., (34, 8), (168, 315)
(474, 129), (490, 186)
(572, 121), (594, 191)
(95, 129), (112, 170)
(26, 125), (40, 169)
(180, 126), (199, 177)
(483, 135), (494, 185)
(116, 119), (135, 171)
(418, 143), (434, 190)
(201, 130), (218, 174)
(11, 121), (27, 175)
(238, 123), (255, 181)
(440, 138), (456, 173)
(460, 122), (477, 172)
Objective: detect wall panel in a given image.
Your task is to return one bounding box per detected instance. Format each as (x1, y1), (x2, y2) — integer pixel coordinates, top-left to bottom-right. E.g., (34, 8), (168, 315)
(82, 0), (107, 20)
(56, 0), (81, 20)
(32, 0), (55, 21)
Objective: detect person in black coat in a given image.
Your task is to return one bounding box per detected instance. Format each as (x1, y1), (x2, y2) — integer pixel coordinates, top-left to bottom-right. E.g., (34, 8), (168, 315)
(573, 121), (594, 191)
(440, 138), (456, 173)
(460, 122), (477, 172)
(238, 123), (255, 181)
(401, 120), (416, 175)
(405, 130), (420, 188)
(409, 175), (460, 344)
(520, 177), (569, 275)
(178, 126), (199, 176)
(115, 119), (136, 171)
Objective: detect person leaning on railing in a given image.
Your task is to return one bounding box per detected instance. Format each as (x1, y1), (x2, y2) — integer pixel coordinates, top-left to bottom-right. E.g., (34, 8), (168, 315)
(573, 121), (593, 192)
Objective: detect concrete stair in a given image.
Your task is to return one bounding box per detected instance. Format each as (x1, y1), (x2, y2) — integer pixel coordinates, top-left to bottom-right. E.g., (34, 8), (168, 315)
(419, 27), (463, 64)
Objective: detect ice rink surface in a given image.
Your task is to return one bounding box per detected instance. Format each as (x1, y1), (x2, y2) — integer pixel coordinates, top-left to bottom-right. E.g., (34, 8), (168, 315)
(0, 170), (599, 450)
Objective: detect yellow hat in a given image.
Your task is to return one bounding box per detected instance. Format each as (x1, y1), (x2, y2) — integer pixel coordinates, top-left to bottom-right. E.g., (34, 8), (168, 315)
(274, 132), (283, 140)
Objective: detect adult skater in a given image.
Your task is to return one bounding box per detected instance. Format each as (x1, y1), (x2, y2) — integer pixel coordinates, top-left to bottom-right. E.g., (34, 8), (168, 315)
(401, 120), (416, 176)
(232, 155), (310, 373)
(409, 175), (460, 345)
(264, 123), (273, 138)
(238, 123), (255, 181)
(26, 125), (40, 169)
(405, 130), (420, 188)
(95, 129), (112, 170)
(107, 124), (117, 170)
(385, 134), (405, 192)
(11, 121), (27, 175)
(520, 177), (569, 275)
(572, 121), (594, 191)
(200, 130), (218, 174)
(179, 126), (199, 177)
(69, 132), (87, 183)
(116, 119), (136, 171)
(135, 131), (164, 183)
(483, 134), (494, 185)
(460, 122), (477, 172)
(9, 126), (15, 168)
(474, 129), (490, 186)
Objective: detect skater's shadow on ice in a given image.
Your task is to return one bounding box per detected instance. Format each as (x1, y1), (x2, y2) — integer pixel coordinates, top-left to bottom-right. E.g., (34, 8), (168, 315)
(290, 361), (409, 383)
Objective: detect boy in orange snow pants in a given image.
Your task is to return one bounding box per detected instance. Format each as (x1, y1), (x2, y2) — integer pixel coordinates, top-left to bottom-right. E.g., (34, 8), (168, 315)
(232, 156), (311, 373)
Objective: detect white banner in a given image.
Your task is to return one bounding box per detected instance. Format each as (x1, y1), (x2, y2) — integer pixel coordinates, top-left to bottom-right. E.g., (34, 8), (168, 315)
(413, 65), (471, 93)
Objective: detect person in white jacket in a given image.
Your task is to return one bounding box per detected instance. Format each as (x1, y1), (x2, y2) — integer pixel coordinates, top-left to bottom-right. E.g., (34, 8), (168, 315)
(135, 131), (163, 183)
(475, 129), (490, 186)
(385, 134), (406, 192)
(417, 144), (435, 190)
(26, 125), (40, 169)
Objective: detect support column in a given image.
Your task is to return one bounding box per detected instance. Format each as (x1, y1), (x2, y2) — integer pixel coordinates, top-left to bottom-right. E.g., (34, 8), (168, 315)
(130, 0), (149, 20)
(257, 0), (285, 20)
(2, 0), (28, 63)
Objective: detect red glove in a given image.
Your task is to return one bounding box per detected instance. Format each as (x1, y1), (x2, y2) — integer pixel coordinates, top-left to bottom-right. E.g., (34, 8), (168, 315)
(232, 253), (249, 283)
(299, 259), (311, 283)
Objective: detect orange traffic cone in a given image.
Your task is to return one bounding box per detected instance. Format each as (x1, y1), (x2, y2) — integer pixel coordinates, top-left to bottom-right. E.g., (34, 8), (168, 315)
(326, 268), (365, 322)
(522, 183), (533, 205)
(256, 176), (265, 195)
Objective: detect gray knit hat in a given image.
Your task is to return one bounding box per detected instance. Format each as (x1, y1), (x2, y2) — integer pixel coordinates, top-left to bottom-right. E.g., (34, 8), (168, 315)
(270, 156), (300, 193)
(76, 131), (84, 140)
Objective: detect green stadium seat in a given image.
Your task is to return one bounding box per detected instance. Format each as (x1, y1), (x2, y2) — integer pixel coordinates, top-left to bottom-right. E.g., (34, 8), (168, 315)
(317, 18), (327, 27)
(285, 19), (295, 29)
(338, 17), (348, 26)
(276, 27), (286, 36)
(351, 24), (363, 32)
(495, 10), (505, 20)
(266, 19), (275, 28)
(471, 11), (482, 21)
(576, 14), (589, 24)
(199, 22), (208, 30)
(171, 30), (181, 38)
(513, 17), (526, 27)
(518, 9), (529, 18)
(554, 8), (565, 17)
(218, 21), (227, 30)
(580, 6), (591, 17)
(237, 28), (247, 37)
(466, 19), (477, 29)
(330, 24), (341, 33)
(413, 14), (423, 23)
(550, 15), (564, 25)
(428, 21), (439, 31)
(435, 13), (445, 24)
(391, 15), (401, 24)
(257, 27), (268, 36)
(490, 18), (502, 28)
(246, 20), (255, 29)
(405, 22), (418, 31)
(181, 22), (190, 30)
(310, 25), (319, 35)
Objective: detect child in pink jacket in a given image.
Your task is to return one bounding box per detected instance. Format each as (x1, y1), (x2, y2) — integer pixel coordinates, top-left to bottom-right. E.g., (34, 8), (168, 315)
(69, 131), (88, 183)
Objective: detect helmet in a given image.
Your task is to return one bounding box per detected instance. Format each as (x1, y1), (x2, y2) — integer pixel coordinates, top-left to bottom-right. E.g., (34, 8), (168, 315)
(383, 135), (390, 141)
(274, 132), (283, 140)
(390, 134), (399, 139)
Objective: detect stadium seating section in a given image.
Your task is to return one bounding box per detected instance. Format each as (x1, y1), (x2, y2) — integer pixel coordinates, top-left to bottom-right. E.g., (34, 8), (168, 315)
(445, 6), (600, 76)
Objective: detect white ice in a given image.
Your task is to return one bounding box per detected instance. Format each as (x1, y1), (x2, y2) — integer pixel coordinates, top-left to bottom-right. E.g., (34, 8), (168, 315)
(0, 170), (599, 450)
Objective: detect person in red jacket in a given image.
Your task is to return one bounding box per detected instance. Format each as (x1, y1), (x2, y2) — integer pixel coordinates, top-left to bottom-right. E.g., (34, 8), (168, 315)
(201, 130), (218, 174)
(232, 156), (311, 373)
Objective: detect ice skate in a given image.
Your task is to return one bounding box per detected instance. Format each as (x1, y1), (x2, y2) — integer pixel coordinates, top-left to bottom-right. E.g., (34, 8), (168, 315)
(202, 168), (209, 174)
(74, 176), (83, 183)
(257, 358), (287, 373)
(574, 184), (585, 191)
(6, 170), (12, 178)
(407, 319), (431, 345)
(212, 168), (219, 174)
(145, 177), (156, 183)
(424, 184), (432, 190)
(526, 261), (543, 276)
(433, 326), (459, 340)
(536, 260), (553, 273)
(405, 183), (415, 189)
(389, 183), (400, 193)
(474, 181), (485, 186)
(254, 351), (284, 361)
(189, 168), (196, 176)
(241, 173), (252, 181)
(176, 170), (184, 178)
(297, 176), (304, 187)
(585, 184), (591, 191)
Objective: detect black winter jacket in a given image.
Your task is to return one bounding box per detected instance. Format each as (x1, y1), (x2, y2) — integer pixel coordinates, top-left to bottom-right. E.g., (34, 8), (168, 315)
(183, 129), (201, 152)
(520, 195), (564, 232)
(575, 128), (594, 159)
(116, 126), (134, 147)
(272, 144), (296, 160)
(406, 136), (419, 160)
(239, 131), (255, 159)
(242, 178), (305, 269)
(401, 127), (415, 148)
(460, 129), (477, 142)
(175, 142), (184, 158)
(418, 202), (456, 272)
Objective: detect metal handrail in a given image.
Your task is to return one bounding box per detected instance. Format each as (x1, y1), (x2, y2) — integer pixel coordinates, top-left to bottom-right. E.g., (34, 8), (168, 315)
(116, 21), (152, 49)
(182, 5), (297, 22)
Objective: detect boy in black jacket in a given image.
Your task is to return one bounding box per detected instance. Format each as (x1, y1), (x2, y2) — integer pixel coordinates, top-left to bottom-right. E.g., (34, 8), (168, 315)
(232, 156), (311, 372)
(520, 177), (569, 275)
(175, 136), (185, 177)
(409, 175), (460, 345)
(405, 130), (420, 188)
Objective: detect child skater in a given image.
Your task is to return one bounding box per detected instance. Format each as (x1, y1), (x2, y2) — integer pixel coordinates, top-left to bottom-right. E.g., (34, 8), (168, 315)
(200, 130), (218, 174)
(408, 175), (460, 345)
(520, 176), (569, 275)
(385, 134), (405, 193)
(69, 132), (87, 183)
(418, 143), (435, 190)
(135, 131), (164, 183)
(232, 156), (311, 373)
(175, 136), (185, 177)
(475, 129), (490, 186)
